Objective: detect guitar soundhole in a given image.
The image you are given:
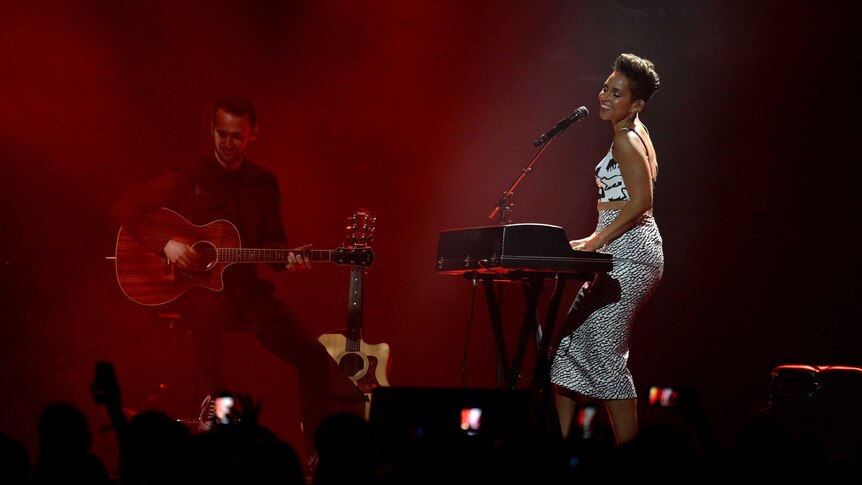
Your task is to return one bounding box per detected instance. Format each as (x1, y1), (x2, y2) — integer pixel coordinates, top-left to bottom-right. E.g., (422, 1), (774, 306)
(339, 352), (367, 380)
(174, 241), (218, 281)
(191, 241), (218, 270)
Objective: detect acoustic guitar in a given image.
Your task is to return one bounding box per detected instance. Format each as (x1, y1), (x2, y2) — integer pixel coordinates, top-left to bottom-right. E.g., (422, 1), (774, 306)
(114, 207), (374, 306)
(318, 209), (390, 417)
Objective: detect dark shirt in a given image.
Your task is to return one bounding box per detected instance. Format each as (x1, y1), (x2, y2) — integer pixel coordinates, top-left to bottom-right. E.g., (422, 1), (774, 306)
(111, 153), (288, 289)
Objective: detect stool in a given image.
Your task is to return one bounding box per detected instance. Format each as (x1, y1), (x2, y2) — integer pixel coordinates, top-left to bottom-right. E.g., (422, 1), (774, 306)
(152, 309), (203, 430)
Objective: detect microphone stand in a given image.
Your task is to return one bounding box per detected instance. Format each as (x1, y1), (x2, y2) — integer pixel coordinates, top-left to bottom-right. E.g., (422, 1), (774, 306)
(485, 137), (556, 388)
(487, 138), (556, 224)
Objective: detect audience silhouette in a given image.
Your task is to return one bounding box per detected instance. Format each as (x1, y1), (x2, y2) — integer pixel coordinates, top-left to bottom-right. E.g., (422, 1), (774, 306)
(32, 401), (110, 484)
(119, 410), (192, 485)
(0, 431), (31, 485)
(312, 412), (375, 485)
(3, 362), (858, 484)
(90, 364), (305, 484)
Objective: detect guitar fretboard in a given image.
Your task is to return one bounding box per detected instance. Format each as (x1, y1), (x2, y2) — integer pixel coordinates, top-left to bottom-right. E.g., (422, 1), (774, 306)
(214, 248), (335, 263)
(345, 265), (364, 347)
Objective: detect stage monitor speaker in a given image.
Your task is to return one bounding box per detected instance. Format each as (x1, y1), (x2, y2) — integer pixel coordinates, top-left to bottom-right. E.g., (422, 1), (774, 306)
(368, 386), (541, 463)
(768, 364), (862, 464)
(769, 364), (862, 410)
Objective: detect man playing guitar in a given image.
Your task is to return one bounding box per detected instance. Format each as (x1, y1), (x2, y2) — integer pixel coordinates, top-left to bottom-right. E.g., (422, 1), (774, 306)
(111, 95), (365, 474)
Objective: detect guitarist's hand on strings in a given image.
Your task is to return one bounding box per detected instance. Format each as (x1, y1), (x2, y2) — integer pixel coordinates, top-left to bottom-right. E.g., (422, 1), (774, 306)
(164, 239), (206, 269)
(286, 243), (312, 271)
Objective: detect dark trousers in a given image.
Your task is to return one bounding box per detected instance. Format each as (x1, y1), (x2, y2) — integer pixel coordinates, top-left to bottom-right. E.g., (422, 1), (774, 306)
(177, 284), (363, 456)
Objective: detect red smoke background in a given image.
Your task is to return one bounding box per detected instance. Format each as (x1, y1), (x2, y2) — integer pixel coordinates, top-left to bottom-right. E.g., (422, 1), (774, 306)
(1, 0), (858, 468)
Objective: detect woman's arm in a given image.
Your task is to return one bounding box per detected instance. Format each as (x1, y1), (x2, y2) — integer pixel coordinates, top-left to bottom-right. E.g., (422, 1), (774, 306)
(578, 129), (653, 251)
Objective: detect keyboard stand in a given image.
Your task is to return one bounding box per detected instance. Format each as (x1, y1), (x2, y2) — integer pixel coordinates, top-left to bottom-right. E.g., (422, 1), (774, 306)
(467, 270), (594, 437)
(469, 270), (592, 389)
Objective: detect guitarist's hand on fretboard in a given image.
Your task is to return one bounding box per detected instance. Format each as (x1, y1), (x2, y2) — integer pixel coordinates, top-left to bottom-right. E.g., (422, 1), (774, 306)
(285, 244), (313, 271)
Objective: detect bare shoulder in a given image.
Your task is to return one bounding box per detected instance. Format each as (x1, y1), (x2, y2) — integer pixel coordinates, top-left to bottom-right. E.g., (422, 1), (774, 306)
(636, 123), (657, 150)
(638, 123), (659, 171)
(615, 123), (658, 168)
(612, 129), (646, 162)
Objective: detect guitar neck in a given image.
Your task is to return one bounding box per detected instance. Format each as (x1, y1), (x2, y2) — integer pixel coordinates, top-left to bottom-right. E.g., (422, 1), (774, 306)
(345, 266), (364, 345)
(216, 248), (336, 263)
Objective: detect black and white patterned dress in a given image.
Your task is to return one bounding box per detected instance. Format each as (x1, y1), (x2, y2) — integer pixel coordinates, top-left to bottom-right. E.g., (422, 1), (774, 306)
(550, 148), (664, 399)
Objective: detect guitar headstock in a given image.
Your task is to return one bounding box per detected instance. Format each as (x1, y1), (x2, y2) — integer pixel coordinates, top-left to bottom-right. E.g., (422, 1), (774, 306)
(345, 208), (376, 248)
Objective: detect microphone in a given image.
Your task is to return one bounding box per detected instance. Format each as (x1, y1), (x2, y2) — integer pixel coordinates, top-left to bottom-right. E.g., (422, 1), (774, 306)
(533, 106), (589, 147)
